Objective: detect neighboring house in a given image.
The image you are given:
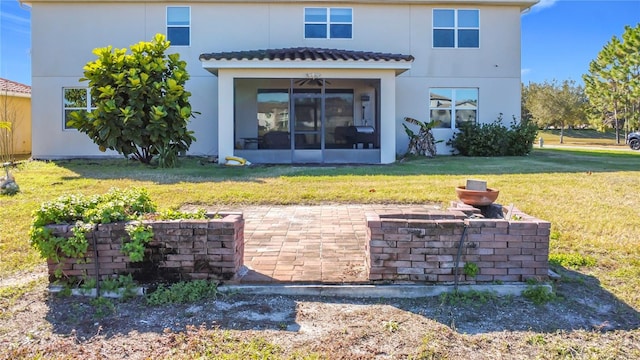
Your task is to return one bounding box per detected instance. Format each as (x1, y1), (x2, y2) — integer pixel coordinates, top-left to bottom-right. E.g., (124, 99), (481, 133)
(25, 0), (537, 164)
(0, 78), (31, 156)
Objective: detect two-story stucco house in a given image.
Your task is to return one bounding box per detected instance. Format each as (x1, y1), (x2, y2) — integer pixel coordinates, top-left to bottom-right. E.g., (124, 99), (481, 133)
(24, 0), (537, 164)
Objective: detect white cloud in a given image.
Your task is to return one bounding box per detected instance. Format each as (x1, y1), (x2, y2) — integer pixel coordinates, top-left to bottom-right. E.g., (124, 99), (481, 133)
(0, 8), (30, 35)
(0, 11), (30, 25)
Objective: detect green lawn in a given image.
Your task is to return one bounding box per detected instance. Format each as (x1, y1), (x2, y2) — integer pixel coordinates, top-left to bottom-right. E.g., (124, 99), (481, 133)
(2, 148), (640, 358)
(539, 128), (629, 147)
(1, 149), (640, 311)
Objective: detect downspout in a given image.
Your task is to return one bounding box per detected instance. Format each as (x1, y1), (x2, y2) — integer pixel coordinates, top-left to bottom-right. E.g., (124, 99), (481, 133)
(92, 228), (100, 298)
(453, 223), (468, 293)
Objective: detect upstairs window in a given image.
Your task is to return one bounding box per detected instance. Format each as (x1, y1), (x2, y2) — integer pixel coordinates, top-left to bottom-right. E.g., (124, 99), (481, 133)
(63, 87), (95, 130)
(167, 6), (190, 46)
(433, 9), (479, 48)
(429, 88), (478, 129)
(304, 7), (352, 39)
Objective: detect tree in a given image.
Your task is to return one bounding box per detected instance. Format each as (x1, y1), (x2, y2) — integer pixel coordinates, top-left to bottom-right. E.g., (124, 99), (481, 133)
(0, 89), (19, 163)
(583, 24), (640, 143)
(523, 80), (587, 144)
(68, 34), (196, 166)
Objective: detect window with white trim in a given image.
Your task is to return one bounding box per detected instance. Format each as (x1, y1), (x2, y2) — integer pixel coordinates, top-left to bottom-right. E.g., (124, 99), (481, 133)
(429, 88), (478, 129)
(433, 9), (479, 48)
(167, 6), (190, 46)
(63, 87), (95, 130)
(304, 7), (352, 39)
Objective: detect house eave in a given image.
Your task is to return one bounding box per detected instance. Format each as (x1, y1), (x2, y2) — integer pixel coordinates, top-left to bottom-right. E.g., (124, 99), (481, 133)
(22, 0), (539, 12)
(200, 59), (413, 76)
(0, 91), (31, 99)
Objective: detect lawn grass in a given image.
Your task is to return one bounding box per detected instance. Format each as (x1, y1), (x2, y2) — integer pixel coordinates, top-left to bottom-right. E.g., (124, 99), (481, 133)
(539, 128), (629, 147)
(1, 149), (640, 312)
(1, 148), (640, 358)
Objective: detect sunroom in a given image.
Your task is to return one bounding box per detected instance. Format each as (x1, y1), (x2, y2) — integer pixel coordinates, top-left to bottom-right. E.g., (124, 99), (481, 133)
(199, 48), (414, 164)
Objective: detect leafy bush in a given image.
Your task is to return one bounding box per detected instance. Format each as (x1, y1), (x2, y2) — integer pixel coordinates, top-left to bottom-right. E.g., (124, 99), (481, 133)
(67, 33), (196, 166)
(522, 285), (556, 305)
(100, 274), (138, 299)
(549, 253), (597, 269)
(447, 114), (538, 156)
(29, 188), (157, 268)
(156, 208), (208, 220)
(121, 223), (154, 262)
(439, 290), (497, 305)
(463, 262), (479, 278)
(146, 280), (219, 305)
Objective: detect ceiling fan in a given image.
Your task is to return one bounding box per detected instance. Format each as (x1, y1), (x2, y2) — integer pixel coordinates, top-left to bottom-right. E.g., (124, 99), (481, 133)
(294, 78), (331, 87)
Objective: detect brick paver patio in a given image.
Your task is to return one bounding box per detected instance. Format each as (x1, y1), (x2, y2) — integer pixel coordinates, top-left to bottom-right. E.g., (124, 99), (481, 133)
(226, 204), (440, 283)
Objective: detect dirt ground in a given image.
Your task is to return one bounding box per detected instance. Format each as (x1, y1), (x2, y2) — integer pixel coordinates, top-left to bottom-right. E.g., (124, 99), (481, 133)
(1, 265), (639, 359)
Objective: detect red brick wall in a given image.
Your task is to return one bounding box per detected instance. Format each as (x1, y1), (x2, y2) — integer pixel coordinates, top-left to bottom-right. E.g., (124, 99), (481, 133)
(46, 213), (244, 283)
(365, 206), (550, 283)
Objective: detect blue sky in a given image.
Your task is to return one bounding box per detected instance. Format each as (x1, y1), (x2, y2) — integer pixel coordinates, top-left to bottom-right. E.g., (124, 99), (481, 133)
(0, 0), (639, 86)
(522, 0), (640, 85)
(0, 0), (30, 85)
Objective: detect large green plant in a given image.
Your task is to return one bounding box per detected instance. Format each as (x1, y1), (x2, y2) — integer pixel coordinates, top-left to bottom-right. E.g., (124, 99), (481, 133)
(583, 24), (640, 142)
(29, 188), (157, 277)
(68, 33), (196, 165)
(523, 80), (587, 144)
(447, 114), (537, 156)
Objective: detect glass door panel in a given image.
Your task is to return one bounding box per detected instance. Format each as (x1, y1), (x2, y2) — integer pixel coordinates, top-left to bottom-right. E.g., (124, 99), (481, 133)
(324, 91), (354, 149)
(292, 93), (322, 151)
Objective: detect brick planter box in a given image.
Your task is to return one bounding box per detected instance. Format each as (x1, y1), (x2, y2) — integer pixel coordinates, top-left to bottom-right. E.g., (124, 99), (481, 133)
(46, 212), (244, 283)
(365, 204), (550, 283)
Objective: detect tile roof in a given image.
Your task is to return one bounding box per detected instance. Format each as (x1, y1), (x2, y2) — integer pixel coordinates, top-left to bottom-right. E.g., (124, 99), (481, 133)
(200, 47), (414, 62)
(0, 78), (31, 95)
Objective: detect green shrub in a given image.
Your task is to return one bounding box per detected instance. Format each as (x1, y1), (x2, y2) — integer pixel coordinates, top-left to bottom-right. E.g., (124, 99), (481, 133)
(463, 262), (479, 278)
(439, 290), (497, 305)
(121, 223), (154, 262)
(67, 34), (196, 166)
(157, 208), (208, 220)
(522, 285), (556, 304)
(29, 188), (157, 274)
(90, 297), (116, 319)
(447, 114), (538, 156)
(100, 274), (137, 299)
(146, 280), (219, 305)
(549, 253), (597, 269)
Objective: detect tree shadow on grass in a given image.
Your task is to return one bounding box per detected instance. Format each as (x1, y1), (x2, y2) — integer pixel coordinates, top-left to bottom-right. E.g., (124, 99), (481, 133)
(43, 265), (639, 342)
(53, 158), (276, 184)
(388, 266), (640, 335)
(50, 149), (640, 185)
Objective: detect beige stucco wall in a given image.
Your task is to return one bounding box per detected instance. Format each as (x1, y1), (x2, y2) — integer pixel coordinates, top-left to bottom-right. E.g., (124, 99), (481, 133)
(1, 94), (31, 155)
(31, 1), (525, 159)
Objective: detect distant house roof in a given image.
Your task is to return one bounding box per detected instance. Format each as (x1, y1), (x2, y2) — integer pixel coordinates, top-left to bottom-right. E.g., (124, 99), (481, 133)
(0, 78), (31, 97)
(200, 47), (414, 75)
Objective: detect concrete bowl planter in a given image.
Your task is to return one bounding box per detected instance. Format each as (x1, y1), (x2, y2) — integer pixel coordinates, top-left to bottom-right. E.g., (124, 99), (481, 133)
(455, 186), (499, 206)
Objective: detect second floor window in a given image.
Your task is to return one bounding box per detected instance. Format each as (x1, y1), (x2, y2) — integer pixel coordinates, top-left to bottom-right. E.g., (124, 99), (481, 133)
(304, 7), (352, 39)
(433, 9), (479, 48)
(167, 6), (190, 46)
